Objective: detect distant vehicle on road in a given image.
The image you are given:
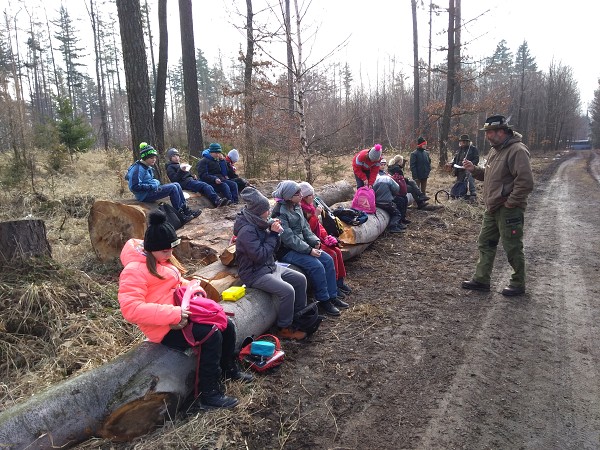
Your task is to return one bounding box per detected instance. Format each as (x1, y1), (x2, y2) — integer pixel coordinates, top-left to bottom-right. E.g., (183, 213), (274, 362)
(568, 139), (592, 150)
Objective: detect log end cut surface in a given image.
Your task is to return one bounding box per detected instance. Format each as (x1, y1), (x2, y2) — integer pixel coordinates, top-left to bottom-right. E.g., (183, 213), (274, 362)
(88, 201), (147, 261)
(99, 393), (177, 441)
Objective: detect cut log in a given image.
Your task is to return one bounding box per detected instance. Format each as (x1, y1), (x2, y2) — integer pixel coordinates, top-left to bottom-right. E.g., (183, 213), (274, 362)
(88, 200), (236, 263)
(0, 289), (279, 449)
(0, 342), (196, 448)
(312, 180), (355, 207)
(88, 182), (355, 263)
(219, 244), (236, 266)
(0, 220), (52, 263)
(337, 208), (391, 245)
(340, 242), (373, 261)
(88, 200), (148, 262)
(192, 261), (241, 301)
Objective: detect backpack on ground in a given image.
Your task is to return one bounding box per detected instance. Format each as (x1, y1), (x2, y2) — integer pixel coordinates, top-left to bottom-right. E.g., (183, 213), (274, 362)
(333, 207), (369, 226)
(450, 179), (468, 199)
(292, 302), (323, 336)
(238, 334), (285, 372)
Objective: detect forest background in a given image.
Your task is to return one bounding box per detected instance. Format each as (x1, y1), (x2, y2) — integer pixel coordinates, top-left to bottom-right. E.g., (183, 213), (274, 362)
(1, 0), (600, 184)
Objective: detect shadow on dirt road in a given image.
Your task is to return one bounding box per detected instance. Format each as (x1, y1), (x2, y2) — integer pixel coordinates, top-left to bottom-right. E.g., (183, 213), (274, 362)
(418, 150), (600, 449)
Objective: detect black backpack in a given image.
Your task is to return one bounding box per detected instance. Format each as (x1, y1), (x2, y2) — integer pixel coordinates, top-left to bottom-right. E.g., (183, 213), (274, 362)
(314, 197), (345, 237)
(292, 303), (322, 336)
(450, 179), (468, 199)
(157, 203), (183, 230)
(333, 207), (369, 226)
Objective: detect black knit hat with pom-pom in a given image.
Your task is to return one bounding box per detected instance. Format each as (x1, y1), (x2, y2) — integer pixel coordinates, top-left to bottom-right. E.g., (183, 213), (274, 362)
(143, 209), (180, 251)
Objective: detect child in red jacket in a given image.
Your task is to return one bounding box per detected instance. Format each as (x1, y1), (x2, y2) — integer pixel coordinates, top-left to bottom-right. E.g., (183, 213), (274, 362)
(352, 144), (383, 188)
(298, 182), (352, 296)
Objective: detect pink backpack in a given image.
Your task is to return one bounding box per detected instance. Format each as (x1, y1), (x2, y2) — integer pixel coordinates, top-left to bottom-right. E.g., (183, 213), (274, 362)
(174, 280), (229, 397)
(351, 186), (377, 214)
(174, 280), (229, 343)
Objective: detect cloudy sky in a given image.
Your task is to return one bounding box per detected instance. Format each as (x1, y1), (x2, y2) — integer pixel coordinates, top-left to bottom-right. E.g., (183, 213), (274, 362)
(11, 0), (600, 110)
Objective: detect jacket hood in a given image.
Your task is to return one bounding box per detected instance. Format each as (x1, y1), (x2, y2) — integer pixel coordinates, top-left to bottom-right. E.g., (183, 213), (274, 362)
(233, 211), (247, 236)
(495, 131), (523, 150)
(120, 239), (148, 267)
(202, 148), (217, 160)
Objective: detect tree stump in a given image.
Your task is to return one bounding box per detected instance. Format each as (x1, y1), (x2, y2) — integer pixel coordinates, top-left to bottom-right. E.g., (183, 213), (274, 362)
(0, 220), (52, 263)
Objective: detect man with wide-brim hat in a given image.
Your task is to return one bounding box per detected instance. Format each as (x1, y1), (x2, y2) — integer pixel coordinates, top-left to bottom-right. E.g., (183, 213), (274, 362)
(461, 114), (534, 297)
(448, 133), (480, 198)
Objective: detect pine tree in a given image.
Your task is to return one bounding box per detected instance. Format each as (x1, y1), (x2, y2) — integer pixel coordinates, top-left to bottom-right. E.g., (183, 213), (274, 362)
(56, 96), (94, 159)
(53, 6), (86, 114)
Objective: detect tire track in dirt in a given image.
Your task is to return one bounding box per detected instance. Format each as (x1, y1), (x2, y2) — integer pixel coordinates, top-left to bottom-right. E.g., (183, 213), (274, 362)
(417, 152), (600, 449)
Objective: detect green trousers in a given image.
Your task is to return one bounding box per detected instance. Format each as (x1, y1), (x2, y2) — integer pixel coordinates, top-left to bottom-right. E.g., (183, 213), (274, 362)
(473, 206), (526, 288)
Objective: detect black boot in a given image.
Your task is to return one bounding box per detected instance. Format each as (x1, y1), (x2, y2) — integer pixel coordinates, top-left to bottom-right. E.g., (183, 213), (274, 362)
(223, 361), (254, 383)
(199, 388), (239, 409)
(183, 204), (202, 218)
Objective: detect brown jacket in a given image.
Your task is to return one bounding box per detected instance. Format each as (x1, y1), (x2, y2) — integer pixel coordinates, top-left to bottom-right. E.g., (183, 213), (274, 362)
(472, 132), (533, 212)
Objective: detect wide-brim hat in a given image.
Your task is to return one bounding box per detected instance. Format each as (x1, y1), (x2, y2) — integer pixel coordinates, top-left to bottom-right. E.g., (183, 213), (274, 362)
(480, 115), (512, 131)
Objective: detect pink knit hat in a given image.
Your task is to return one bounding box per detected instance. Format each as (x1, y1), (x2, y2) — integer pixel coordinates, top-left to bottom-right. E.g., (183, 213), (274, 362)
(368, 144), (382, 161)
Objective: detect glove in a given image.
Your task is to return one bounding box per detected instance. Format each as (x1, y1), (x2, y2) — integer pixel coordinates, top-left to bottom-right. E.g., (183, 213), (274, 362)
(323, 235), (338, 247)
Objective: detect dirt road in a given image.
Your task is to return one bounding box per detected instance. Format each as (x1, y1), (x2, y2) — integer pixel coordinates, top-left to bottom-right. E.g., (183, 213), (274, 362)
(417, 151), (600, 449)
(249, 151), (600, 450)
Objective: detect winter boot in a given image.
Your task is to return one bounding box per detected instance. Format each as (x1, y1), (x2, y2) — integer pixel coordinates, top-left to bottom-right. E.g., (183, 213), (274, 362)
(332, 296), (349, 309)
(183, 204), (202, 218)
(337, 280), (352, 294)
(277, 327), (307, 340)
(199, 388), (239, 409)
(319, 300), (340, 316)
(222, 361), (254, 383)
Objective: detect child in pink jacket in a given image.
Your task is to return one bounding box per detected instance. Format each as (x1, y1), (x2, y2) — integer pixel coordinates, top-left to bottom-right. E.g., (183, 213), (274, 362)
(118, 209), (252, 409)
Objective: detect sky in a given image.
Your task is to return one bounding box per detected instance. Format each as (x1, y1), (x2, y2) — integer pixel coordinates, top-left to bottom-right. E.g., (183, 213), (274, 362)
(8, 0), (600, 111)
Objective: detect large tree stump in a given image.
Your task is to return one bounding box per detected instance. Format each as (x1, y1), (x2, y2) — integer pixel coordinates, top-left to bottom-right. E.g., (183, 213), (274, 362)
(0, 220), (52, 263)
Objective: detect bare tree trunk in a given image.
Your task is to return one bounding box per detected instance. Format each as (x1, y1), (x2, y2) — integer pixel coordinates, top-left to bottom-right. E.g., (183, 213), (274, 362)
(292, 0), (311, 182)
(426, 0), (433, 107)
(89, 0), (110, 150)
(5, 12), (26, 159)
(439, 0), (456, 167)
(116, 0), (155, 160)
(154, 0), (168, 155)
(144, 0), (156, 83)
(411, 0), (420, 132)
(453, 0), (461, 108)
(243, 0), (257, 177)
(285, 0), (294, 116)
(178, 0), (203, 157)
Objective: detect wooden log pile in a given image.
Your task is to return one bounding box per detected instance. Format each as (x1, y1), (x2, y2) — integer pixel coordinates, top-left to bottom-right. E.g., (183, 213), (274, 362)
(88, 181), (355, 263)
(0, 181), (397, 448)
